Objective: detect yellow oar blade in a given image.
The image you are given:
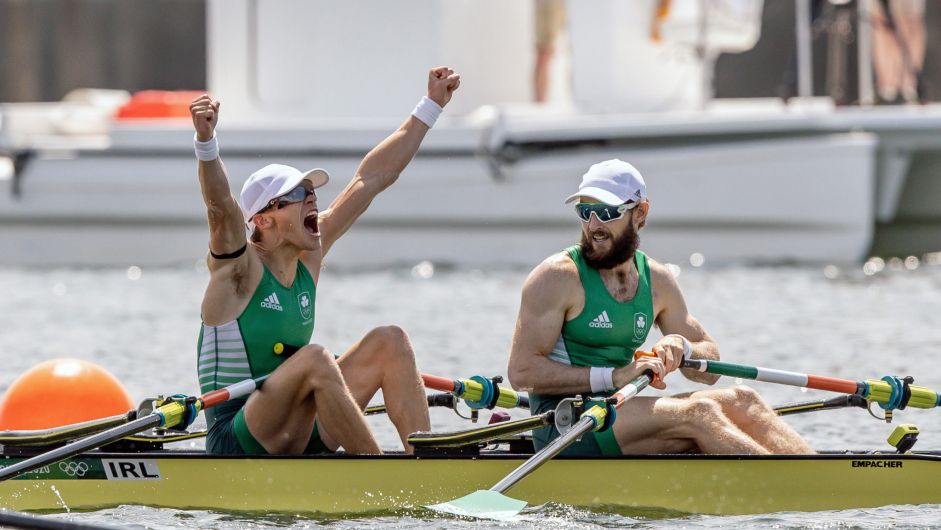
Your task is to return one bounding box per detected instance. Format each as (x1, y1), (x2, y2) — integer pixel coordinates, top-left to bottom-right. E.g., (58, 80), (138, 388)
(426, 490), (528, 521)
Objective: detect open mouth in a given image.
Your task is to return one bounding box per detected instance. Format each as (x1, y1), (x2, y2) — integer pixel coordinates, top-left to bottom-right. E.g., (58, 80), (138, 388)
(304, 210), (319, 236)
(590, 230), (610, 243)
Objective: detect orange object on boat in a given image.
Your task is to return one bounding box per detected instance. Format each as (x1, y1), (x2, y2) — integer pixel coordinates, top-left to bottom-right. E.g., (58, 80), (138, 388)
(115, 90), (206, 119)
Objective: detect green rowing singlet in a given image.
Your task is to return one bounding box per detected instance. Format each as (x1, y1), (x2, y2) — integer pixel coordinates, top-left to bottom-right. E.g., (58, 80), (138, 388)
(530, 245), (655, 455)
(197, 261), (316, 454)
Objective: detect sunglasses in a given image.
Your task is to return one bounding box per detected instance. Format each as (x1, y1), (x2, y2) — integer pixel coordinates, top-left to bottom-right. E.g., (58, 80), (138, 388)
(574, 201), (637, 223)
(263, 183), (315, 211)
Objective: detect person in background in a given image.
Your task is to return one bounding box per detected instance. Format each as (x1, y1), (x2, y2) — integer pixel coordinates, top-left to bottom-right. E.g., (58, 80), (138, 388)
(871, 0), (926, 104)
(533, 0), (566, 103)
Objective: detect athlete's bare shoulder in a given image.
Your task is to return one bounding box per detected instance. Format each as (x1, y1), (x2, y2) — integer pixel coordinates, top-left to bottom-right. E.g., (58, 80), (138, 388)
(521, 250), (581, 307)
(644, 255), (687, 316)
(201, 245), (264, 324)
(645, 255), (680, 292)
(532, 250), (579, 282)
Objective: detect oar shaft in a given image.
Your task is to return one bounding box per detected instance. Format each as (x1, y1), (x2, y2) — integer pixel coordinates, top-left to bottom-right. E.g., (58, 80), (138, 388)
(683, 358), (862, 394)
(489, 372), (652, 494)
(201, 374), (268, 408)
(0, 415), (158, 481)
(0, 374), (269, 482)
(774, 394), (868, 415)
(682, 358), (941, 410)
(490, 414), (594, 494)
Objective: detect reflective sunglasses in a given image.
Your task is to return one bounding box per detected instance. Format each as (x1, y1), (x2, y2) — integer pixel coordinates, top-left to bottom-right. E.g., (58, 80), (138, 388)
(574, 201), (637, 223)
(263, 183), (315, 211)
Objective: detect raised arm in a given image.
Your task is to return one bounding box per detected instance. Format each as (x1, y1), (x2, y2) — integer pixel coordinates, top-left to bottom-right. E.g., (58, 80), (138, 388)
(312, 67), (461, 259)
(650, 262), (721, 385)
(190, 95), (247, 270)
(508, 258), (666, 394)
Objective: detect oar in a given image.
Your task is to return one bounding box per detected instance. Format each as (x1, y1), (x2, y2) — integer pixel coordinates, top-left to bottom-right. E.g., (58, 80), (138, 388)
(681, 358), (941, 411)
(427, 368), (655, 520)
(0, 508), (115, 529)
(0, 413), (132, 448)
(422, 373), (529, 410)
(0, 374), (269, 482)
(773, 394), (868, 416)
(365, 393), (456, 416)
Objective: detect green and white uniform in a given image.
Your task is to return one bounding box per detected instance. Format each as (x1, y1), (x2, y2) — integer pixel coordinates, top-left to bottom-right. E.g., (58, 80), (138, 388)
(530, 245), (654, 456)
(197, 262), (323, 455)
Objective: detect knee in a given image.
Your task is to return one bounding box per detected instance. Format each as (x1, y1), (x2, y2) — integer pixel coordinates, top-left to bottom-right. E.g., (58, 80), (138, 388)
(364, 325), (416, 362)
(295, 344), (340, 379)
(730, 386), (764, 405)
(729, 386), (772, 416)
(687, 397), (725, 420)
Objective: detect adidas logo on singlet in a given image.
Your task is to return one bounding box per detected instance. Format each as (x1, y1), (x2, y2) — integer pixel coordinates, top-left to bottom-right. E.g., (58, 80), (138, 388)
(261, 293), (283, 311)
(589, 310), (614, 329)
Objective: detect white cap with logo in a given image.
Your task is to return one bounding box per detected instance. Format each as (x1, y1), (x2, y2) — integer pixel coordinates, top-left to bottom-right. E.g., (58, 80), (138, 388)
(563, 159), (647, 206)
(239, 164), (330, 226)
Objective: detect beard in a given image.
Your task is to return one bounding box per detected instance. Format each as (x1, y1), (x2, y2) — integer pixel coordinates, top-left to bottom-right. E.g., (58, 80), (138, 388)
(580, 225), (640, 270)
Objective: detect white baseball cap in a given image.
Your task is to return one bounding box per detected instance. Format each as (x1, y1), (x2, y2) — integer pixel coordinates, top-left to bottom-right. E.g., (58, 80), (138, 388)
(564, 159), (647, 206)
(240, 164), (330, 226)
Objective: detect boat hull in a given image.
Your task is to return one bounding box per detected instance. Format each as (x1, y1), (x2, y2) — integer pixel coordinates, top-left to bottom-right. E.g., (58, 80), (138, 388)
(1, 451), (939, 515)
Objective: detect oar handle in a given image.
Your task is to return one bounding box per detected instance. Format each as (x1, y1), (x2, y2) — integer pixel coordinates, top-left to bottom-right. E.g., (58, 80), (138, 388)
(422, 374), (459, 393)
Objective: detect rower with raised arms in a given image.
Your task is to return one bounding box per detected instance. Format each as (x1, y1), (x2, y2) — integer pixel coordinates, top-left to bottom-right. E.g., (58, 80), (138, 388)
(190, 67), (461, 455)
(507, 159), (816, 455)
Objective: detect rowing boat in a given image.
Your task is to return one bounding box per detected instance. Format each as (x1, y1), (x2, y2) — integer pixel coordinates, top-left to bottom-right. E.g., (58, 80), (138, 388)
(2, 359), (940, 518)
(2, 440), (940, 516)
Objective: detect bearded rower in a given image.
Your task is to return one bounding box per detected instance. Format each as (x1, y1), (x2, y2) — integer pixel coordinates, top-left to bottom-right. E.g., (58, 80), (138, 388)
(507, 159), (815, 456)
(191, 67), (461, 455)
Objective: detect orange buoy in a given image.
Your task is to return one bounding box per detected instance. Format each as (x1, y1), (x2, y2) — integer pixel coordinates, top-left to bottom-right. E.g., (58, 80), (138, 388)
(0, 359), (134, 430)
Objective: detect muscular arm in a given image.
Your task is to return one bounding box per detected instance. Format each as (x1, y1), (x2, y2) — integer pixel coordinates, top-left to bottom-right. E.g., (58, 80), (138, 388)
(190, 95), (258, 325)
(310, 67), (461, 261)
(314, 115), (429, 257)
(190, 96), (247, 267)
(507, 259), (593, 395)
(650, 262), (721, 385)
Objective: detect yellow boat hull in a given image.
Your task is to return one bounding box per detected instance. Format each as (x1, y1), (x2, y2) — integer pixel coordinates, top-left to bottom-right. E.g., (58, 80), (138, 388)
(2, 451), (940, 515)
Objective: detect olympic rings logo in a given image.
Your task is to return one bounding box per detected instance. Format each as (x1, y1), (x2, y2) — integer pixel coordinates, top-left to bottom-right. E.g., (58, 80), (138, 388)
(58, 461), (89, 477)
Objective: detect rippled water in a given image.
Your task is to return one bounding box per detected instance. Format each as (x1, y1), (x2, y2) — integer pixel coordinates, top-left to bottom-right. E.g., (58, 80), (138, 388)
(2, 259), (941, 528)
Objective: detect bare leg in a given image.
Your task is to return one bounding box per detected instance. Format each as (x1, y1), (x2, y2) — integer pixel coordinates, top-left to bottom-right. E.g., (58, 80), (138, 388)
(871, 8), (902, 101)
(894, 13), (926, 101)
(691, 386), (815, 454)
(319, 326), (430, 454)
(242, 344), (381, 455)
(534, 47), (553, 103)
(611, 396), (770, 455)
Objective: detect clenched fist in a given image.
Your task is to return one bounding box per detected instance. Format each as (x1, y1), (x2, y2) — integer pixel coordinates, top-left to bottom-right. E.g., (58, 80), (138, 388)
(427, 67), (461, 108)
(189, 95), (220, 142)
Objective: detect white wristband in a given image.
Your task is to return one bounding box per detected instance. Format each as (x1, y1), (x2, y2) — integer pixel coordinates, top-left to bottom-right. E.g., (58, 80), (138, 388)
(589, 367), (615, 393)
(194, 134), (219, 161)
(411, 96), (443, 128)
(668, 334), (693, 359)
